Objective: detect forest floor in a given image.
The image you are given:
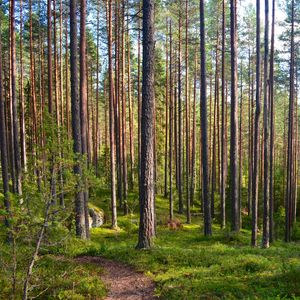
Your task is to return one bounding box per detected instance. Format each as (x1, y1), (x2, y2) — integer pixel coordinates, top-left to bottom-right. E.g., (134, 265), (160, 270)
(75, 256), (156, 300)
(76, 188), (300, 299)
(1, 188), (300, 299)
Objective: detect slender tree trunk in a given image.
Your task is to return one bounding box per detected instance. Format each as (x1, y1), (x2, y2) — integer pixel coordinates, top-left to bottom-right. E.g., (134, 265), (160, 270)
(70, 0), (86, 239)
(178, 4), (183, 214)
(252, 0), (261, 247)
(136, 0), (155, 249)
(190, 52), (197, 207)
(164, 20), (169, 199)
(19, 0), (27, 172)
(185, 0), (191, 223)
(114, 0), (123, 207)
(221, 0), (226, 228)
(239, 61), (243, 227)
(80, 0), (90, 239)
(285, 0), (295, 243)
(127, 4), (134, 190)
(211, 34), (219, 220)
(230, 0), (239, 232)
(262, 0), (270, 248)
(107, 0), (118, 228)
(247, 48), (253, 216)
(121, 0), (128, 207)
(137, 1), (142, 189)
(65, 18), (70, 138)
(169, 20), (173, 221)
(59, 0), (64, 128)
(95, 0), (100, 176)
(10, 0), (22, 195)
(0, 21), (11, 229)
(29, 0), (39, 186)
(53, 0), (60, 125)
(200, 0), (212, 236)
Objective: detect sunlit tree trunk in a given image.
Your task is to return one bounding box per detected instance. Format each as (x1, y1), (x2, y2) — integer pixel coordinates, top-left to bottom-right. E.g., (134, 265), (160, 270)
(200, 0), (212, 236)
(252, 0), (261, 247)
(70, 0), (86, 239)
(10, 0), (22, 195)
(230, 0), (239, 232)
(137, 0), (155, 249)
(107, 0), (117, 228)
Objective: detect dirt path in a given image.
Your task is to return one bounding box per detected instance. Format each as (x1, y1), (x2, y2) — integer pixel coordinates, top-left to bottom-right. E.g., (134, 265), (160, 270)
(76, 256), (157, 300)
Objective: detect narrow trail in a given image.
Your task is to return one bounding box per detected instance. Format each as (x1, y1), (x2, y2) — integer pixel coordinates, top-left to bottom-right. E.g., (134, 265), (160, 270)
(76, 256), (157, 300)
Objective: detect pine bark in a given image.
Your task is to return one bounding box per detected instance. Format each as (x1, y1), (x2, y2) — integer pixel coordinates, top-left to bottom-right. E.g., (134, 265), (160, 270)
(0, 21), (11, 228)
(200, 0), (212, 236)
(169, 20), (173, 220)
(70, 0), (86, 239)
(80, 0), (90, 239)
(137, 0), (155, 249)
(230, 0), (239, 232)
(285, 0), (295, 243)
(178, 4), (183, 214)
(10, 0), (22, 195)
(107, 0), (118, 228)
(185, 0), (191, 223)
(252, 0), (261, 247)
(262, 0), (270, 248)
(221, 0), (226, 228)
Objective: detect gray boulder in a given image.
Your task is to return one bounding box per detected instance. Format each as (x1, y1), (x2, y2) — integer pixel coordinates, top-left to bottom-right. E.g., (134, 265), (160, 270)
(88, 206), (105, 228)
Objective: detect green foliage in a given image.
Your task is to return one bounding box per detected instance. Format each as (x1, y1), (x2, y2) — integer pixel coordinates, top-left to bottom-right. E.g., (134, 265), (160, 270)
(0, 253), (106, 299)
(67, 194), (300, 300)
(0, 119), (107, 299)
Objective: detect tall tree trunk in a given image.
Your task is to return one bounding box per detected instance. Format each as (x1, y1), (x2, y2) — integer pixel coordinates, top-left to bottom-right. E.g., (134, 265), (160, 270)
(80, 0), (90, 238)
(80, 0), (90, 239)
(121, 0), (128, 207)
(95, 0), (100, 176)
(230, 0), (239, 232)
(0, 21), (11, 229)
(137, 1), (142, 190)
(70, 0), (86, 239)
(65, 17), (70, 138)
(247, 48), (253, 216)
(53, 0), (59, 125)
(127, 3), (134, 190)
(178, 4), (183, 214)
(136, 0), (155, 249)
(200, 0), (212, 236)
(221, 0), (226, 228)
(252, 0), (261, 247)
(19, 0), (27, 172)
(59, 0), (64, 128)
(10, 0), (22, 195)
(211, 34), (220, 220)
(190, 52), (197, 207)
(285, 0), (295, 243)
(47, 0), (53, 114)
(262, 0), (270, 248)
(107, 0), (117, 228)
(169, 20), (173, 221)
(29, 0), (39, 187)
(185, 0), (191, 223)
(164, 20), (169, 199)
(239, 61), (243, 227)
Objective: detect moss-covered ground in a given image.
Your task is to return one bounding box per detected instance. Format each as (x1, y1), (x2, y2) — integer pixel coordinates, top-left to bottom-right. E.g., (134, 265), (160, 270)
(1, 188), (300, 299)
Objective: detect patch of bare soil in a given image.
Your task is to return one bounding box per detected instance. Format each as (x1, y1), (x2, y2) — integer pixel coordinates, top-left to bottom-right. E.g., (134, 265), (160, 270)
(75, 256), (157, 300)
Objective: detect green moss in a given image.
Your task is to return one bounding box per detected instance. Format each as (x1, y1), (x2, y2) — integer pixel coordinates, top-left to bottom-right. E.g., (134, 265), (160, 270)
(79, 192), (300, 300)
(1, 190), (299, 299)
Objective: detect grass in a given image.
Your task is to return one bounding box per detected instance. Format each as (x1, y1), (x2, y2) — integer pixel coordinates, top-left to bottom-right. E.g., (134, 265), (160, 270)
(0, 250), (106, 299)
(1, 188), (300, 299)
(65, 190), (300, 300)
